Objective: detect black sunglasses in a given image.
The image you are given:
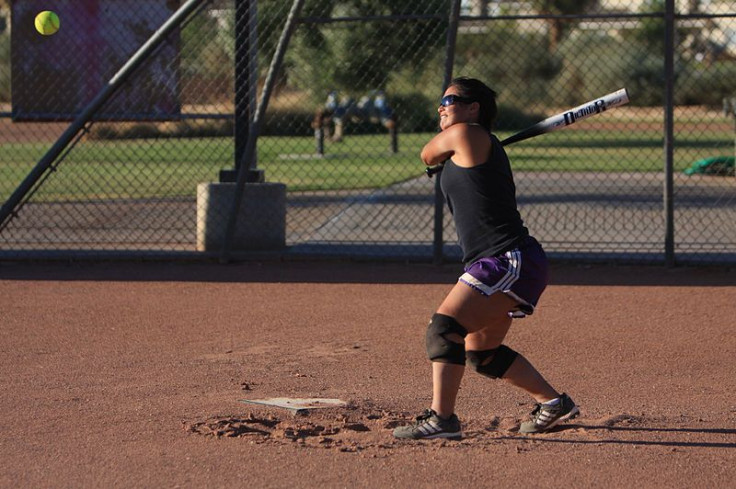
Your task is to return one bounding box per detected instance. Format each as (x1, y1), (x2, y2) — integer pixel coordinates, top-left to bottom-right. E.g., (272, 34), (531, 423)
(439, 94), (475, 107)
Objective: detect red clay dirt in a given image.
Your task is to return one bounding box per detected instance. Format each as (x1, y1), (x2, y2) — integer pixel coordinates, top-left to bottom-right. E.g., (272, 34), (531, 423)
(1, 260), (734, 488)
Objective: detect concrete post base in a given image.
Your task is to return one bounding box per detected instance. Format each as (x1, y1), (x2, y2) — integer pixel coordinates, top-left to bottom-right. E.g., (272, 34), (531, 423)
(196, 182), (286, 252)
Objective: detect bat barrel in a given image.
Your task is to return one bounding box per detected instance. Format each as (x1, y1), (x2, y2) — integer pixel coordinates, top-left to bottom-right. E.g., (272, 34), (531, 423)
(502, 88), (629, 147)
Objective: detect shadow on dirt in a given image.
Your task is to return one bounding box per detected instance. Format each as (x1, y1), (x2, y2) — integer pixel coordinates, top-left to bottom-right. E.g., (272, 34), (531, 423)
(499, 421), (736, 449)
(1, 261), (734, 287)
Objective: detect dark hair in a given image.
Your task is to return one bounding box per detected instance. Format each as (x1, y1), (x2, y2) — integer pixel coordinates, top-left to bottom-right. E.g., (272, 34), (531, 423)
(447, 77), (498, 131)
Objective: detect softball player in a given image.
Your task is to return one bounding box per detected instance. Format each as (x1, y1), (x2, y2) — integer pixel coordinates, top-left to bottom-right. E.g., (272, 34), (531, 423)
(393, 77), (578, 440)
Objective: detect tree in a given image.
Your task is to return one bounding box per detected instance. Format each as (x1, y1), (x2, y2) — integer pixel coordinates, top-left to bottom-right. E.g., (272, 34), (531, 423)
(220, 1), (449, 101)
(530, 0), (597, 52)
(288, 0), (449, 97)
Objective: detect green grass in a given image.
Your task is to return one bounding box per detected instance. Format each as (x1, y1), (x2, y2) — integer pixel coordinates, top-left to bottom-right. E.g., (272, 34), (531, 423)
(1, 127), (733, 201)
(0, 139), (234, 201)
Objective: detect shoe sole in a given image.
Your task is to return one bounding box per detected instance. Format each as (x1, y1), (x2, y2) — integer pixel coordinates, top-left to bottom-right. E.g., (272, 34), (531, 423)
(520, 406), (580, 434)
(424, 431), (462, 441)
(394, 431), (463, 441)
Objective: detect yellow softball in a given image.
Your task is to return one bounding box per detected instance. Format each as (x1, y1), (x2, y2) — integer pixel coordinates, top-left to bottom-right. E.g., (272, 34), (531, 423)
(35, 11), (60, 36)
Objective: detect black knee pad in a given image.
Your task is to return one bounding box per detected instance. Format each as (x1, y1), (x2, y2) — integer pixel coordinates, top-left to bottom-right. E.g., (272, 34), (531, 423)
(425, 313), (468, 365)
(466, 345), (518, 379)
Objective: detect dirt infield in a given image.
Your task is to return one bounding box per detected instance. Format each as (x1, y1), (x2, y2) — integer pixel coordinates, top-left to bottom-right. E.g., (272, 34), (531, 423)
(1, 260), (734, 488)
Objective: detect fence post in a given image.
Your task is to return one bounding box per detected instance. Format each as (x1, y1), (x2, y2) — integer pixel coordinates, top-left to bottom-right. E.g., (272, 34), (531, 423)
(221, 0), (260, 183)
(315, 126), (325, 155)
(663, 0), (675, 266)
(434, 0), (462, 265)
(220, 0), (305, 263)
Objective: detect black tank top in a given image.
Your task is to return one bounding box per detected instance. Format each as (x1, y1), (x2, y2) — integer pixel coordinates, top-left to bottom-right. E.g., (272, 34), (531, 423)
(439, 133), (529, 264)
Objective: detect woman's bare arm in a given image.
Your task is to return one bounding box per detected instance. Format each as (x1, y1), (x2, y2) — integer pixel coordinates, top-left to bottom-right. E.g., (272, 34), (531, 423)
(420, 124), (491, 168)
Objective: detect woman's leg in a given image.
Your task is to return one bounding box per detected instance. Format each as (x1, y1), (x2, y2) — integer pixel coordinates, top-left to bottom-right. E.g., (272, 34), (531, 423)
(430, 281), (515, 417)
(465, 316), (559, 403)
(430, 363), (464, 418)
(432, 281), (559, 418)
(500, 354), (559, 403)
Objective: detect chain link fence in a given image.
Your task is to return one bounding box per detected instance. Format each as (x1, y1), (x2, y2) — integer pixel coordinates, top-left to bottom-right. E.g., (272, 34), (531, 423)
(1, 0), (734, 264)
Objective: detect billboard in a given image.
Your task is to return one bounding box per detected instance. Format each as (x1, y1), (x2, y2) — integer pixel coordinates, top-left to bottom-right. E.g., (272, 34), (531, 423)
(11, 0), (181, 121)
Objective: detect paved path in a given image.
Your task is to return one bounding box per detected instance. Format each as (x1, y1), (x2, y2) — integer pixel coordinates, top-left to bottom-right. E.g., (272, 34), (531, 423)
(294, 172), (736, 261)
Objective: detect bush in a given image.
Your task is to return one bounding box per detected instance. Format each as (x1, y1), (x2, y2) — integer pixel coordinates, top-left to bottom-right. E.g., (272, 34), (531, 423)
(553, 32), (631, 106)
(260, 93), (543, 136)
(496, 104), (546, 132)
(454, 26), (563, 109)
(88, 119), (234, 140)
(677, 61), (736, 107)
(261, 108), (315, 136)
(391, 92), (436, 133)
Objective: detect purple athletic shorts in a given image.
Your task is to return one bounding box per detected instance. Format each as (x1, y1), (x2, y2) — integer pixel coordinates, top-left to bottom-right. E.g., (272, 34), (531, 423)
(458, 236), (548, 318)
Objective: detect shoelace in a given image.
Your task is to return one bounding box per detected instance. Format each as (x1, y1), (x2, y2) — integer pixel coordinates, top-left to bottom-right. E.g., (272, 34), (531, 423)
(413, 409), (434, 425)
